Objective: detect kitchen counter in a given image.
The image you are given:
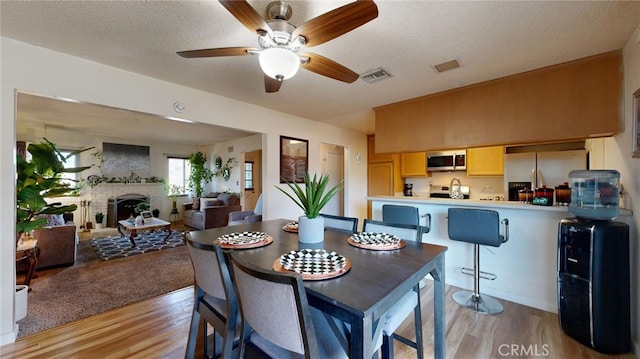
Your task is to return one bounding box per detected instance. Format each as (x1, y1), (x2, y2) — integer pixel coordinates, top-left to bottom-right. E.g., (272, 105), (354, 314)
(368, 195), (633, 313)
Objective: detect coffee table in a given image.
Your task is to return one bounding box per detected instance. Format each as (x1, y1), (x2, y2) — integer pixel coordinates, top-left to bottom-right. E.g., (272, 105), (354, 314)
(117, 218), (172, 247)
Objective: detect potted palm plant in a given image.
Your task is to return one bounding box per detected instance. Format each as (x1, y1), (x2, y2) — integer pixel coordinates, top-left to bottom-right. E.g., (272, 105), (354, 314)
(275, 172), (343, 243)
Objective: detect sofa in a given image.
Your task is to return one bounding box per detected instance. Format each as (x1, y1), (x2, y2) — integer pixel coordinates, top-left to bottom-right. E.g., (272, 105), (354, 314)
(30, 213), (78, 269)
(183, 192), (241, 230)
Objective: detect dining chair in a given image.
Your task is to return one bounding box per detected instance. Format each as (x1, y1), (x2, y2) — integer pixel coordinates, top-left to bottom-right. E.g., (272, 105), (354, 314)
(361, 219), (424, 359)
(229, 251), (348, 359)
(447, 207), (509, 314)
(319, 213), (359, 233)
(381, 204), (431, 238)
(184, 232), (240, 359)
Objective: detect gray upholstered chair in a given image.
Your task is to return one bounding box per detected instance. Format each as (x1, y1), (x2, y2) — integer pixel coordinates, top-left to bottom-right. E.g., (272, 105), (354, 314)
(228, 193), (262, 226)
(362, 219), (424, 359)
(382, 204), (431, 238)
(229, 251), (348, 359)
(447, 207), (509, 314)
(184, 233), (240, 359)
(319, 213), (359, 233)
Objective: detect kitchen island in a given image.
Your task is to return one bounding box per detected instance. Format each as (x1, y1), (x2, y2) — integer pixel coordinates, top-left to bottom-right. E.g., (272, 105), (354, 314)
(368, 195), (633, 313)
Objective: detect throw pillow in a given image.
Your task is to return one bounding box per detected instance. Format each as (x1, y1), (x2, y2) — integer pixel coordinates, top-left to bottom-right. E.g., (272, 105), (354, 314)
(192, 197), (200, 210)
(203, 199), (223, 207)
(44, 214), (65, 226)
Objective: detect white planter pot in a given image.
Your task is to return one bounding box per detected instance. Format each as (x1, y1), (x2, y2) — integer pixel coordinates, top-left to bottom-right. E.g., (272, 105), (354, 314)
(95, 223), (103, 230)
(15, 285), (28, 321)
(298, 216), (324, 244)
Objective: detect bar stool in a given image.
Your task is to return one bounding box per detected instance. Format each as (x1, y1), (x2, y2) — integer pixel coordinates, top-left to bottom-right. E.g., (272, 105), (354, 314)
(382, 204), (431, 238)
(447, 207), (509, 314)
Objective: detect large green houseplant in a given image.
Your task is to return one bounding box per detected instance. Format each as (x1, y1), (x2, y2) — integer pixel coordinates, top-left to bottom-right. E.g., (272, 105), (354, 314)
(16, 139), (93, 236)
(276, 172), (343, 243)
(188, 151), (214, 197)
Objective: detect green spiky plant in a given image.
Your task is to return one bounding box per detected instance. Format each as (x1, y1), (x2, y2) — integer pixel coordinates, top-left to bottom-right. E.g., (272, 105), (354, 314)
(16, 138), (93, 234)
(275, 173), (343, 219)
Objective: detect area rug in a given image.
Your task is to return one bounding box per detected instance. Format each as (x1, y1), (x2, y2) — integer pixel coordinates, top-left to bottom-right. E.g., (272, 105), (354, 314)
(16, 239), (194, 338)
(89, 230), (185, 261)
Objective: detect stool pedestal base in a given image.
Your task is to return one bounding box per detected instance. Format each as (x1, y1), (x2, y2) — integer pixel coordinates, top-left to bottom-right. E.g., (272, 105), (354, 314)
(452, 290), (503, 314)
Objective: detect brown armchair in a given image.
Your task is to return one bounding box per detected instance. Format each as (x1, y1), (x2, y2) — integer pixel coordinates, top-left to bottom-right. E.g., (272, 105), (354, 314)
(30, 213), (78, 269)
(183, 193), (241, 230)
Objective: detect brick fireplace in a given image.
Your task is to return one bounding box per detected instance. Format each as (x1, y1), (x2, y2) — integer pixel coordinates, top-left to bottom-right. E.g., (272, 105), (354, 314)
(88, 183), (164, 227)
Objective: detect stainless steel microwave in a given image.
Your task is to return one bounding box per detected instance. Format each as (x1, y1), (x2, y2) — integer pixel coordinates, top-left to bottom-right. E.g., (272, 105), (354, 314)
(426, 150), (466, 171)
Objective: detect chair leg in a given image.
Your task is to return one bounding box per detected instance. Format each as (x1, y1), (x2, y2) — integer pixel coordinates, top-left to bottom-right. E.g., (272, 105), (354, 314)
(185, 308), (200, 359)
(452, 244), (504, 314)
(413, 285), (424, 359)
(381, 334), (394, 359)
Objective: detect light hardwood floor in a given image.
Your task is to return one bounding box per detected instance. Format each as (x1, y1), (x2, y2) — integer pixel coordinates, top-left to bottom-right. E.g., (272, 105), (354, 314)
(1, 283), (635, 358)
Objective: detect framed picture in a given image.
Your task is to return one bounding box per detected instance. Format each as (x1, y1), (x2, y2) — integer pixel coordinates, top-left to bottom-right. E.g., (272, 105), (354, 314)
(633, 88), (640, 158)
(140, 210), (154, 221)
(280, 136), (308, 183)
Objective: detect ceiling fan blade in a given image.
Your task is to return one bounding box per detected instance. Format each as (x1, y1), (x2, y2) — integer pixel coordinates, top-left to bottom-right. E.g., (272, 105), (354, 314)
(177, 47), (256, 58)
(265, 75), (282, 93)
(300, 53), (359, 83)
(219, 0), (273, 37)
(292, 1), (378, 47)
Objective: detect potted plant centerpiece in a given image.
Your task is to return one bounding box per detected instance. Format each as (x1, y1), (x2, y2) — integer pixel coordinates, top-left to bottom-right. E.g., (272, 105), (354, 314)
(276, 172), (343, 243)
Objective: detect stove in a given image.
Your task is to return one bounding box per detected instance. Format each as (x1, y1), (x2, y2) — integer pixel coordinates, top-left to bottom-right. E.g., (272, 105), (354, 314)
(429, 184), (470, 199)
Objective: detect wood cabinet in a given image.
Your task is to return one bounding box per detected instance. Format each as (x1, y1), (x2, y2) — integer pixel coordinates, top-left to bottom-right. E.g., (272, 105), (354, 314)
(466, 146), (505, 176)
(400, 152), (430, 177)
(367, 135), (393, 163)
(367, 135), (402, 218)
(374, 51), (623, 153)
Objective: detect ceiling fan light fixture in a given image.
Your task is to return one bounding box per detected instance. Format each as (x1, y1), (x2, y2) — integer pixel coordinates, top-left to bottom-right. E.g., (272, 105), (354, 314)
(259, 47), (300, 80)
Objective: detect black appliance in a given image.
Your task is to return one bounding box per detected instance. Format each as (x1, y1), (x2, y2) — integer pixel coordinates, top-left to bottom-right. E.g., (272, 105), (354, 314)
(507, 181), (532, 201)
(557, 218), (630, 354)
(404, 183), (413, 196)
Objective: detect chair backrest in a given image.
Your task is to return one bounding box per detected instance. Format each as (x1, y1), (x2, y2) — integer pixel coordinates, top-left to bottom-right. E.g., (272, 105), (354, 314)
(362, 219), (421, 242)
(185, 232), (231, 301)
(382, 204), (430, 236)
(319, 213), (358, 233)
(254, 193), (263, 215)
(447, 208), (504, 247)
(230, 251), (318, 357)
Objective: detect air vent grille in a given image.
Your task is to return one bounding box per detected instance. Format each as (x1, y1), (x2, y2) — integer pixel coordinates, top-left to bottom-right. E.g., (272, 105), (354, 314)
(432, 59), (461, 73)
(361, 67), (393, 83)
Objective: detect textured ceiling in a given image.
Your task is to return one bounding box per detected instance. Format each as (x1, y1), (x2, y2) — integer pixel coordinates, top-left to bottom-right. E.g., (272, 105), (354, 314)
(3, 0), (640, 141)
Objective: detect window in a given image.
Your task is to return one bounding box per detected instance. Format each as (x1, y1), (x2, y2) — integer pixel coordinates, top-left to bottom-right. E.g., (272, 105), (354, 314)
(167, 157), (190, 194)
(58, 149), (77, 188)
(244, 161), (254, 190)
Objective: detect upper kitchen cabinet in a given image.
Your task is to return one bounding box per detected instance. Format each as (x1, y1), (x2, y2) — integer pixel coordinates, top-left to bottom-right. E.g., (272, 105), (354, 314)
(367, 135), (394, 163)
(400, 152), (430, 177)
(467, 146), (505, 176)
(374, 51), (623, 153)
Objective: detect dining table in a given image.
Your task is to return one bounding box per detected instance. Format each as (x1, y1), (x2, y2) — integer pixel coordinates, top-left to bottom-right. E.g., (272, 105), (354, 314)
(186, 218), (447, 359)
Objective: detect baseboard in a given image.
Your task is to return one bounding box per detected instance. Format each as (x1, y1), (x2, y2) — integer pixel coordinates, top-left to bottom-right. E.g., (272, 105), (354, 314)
(0, 324), (18, 346)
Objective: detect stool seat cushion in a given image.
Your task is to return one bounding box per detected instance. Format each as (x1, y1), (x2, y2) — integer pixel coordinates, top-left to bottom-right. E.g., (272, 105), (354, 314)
(448, 208), (503, 247)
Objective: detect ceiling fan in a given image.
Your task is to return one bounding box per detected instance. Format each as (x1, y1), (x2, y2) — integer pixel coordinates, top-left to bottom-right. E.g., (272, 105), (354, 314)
(177, 0), (378, 93)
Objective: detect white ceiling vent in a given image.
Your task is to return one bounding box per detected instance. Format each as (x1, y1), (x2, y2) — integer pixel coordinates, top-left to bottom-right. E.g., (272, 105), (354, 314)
(361, 67), (393, 83)
(431, 59), (461, 73)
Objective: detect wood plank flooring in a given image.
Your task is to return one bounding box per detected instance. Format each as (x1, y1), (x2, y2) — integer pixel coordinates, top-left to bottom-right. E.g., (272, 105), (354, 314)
(1, 283), (635, 358)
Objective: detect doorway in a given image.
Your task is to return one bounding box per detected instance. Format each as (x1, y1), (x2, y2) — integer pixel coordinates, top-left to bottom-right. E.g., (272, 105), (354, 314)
(320, 143), (345, 216)
(242, 150), (262, 211)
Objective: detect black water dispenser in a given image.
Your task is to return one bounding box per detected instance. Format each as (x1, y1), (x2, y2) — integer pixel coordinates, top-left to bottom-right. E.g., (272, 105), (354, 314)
(557, 218), (630, 353)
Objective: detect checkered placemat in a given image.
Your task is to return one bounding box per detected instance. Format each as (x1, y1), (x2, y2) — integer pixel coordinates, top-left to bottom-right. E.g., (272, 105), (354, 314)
(279, 249), (347, 275)
(217, 231), (269, 245)
(282, 221), (298, 232)
(350, 232), (401, 246)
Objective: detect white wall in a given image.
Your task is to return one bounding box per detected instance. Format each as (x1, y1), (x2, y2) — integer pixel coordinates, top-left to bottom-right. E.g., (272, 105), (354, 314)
(0, 38), (368, 344)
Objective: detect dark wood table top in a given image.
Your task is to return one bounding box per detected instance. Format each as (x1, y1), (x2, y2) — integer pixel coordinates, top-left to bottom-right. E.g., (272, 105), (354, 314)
(186, 218), (448, 320)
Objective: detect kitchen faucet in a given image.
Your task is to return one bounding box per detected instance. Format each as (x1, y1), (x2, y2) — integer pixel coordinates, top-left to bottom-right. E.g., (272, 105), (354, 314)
(449, 177), (464, 199)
